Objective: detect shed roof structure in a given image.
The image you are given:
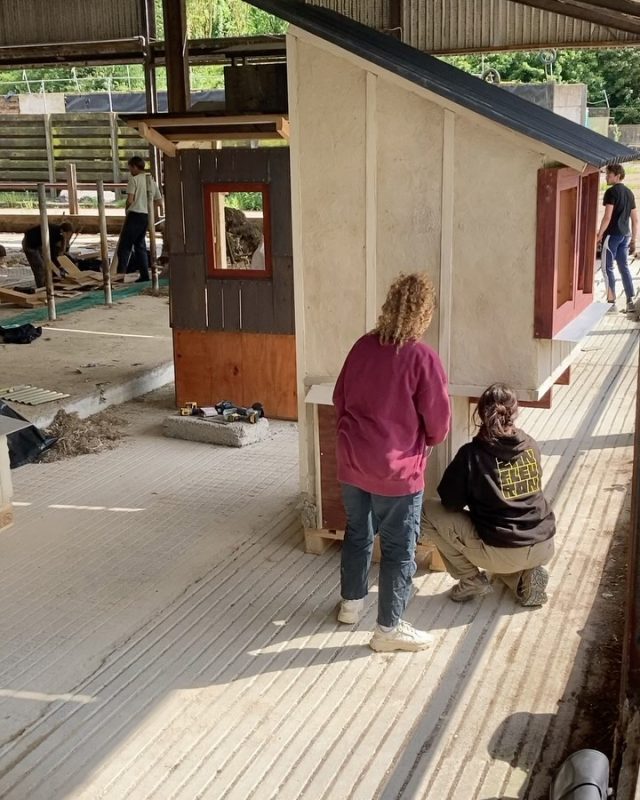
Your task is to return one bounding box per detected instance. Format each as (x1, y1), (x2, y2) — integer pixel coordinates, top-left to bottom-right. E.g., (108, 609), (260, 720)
(251, 0), (637, 167)
(304, 0), (640, 51)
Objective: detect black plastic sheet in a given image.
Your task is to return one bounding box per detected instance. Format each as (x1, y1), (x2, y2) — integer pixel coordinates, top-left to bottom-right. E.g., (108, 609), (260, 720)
(0, 402), (56, 468)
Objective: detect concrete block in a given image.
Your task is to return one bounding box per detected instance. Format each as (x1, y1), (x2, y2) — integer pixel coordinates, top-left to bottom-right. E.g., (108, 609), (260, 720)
(163, 415), (270, 447)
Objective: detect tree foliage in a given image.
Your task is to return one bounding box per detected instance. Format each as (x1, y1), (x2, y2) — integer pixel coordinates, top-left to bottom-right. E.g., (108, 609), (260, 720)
(443, 47), (640, 123)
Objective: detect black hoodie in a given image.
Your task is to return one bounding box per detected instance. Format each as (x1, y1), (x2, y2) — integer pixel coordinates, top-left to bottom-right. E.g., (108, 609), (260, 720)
(437, 429), (556, 548)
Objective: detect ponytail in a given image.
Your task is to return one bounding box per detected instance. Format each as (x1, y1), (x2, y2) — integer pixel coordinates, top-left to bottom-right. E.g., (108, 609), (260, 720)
(475, 383), (518, 441)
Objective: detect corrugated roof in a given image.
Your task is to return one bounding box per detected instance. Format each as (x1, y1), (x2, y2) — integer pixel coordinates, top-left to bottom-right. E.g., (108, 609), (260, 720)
(246, 0), (638, 167)
(305, 0), (640, 52)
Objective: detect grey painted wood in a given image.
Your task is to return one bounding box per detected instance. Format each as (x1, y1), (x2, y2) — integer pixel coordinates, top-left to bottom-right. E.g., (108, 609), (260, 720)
(179, 147), (293, 335)
(271, 256), (294, 334)
(179, 150), (204, 256)
(267, 149), (292, 259)
(163, 155), (185, 256)
(170, 253), (207, 330)
(207, 279), (224, 330)
(222, 280), (241, 331)
(240, 279), (275, 334)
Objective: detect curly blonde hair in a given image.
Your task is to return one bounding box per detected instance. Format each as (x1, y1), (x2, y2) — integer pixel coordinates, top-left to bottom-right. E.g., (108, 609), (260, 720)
(375, 272), (436, 346)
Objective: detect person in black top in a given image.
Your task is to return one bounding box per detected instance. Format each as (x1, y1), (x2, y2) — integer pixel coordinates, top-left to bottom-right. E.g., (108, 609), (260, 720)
(421, 383), (555, 607)
(596, 163), (638, 313)
(21, 221), (73, 288)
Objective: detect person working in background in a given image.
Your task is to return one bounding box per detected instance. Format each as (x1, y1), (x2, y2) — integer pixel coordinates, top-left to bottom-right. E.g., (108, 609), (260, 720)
(117, 156), (163, 283)
(597, 163), (638, 314)
(22, 221), (73, 288)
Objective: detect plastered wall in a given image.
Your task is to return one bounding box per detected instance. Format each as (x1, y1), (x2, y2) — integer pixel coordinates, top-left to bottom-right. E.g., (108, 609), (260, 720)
(449, 115), (542, 393)
(375, 79), (443, 353)
(294, 38), (367, 380)
(289, 30), (584, 497)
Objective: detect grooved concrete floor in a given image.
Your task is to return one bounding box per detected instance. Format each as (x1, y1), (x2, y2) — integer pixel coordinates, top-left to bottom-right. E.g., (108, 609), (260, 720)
(0, 308), (637, 798)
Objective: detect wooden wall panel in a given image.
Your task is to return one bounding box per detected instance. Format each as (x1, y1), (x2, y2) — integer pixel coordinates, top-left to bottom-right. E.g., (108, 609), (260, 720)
(163, 155), (185, 256)
(272, 256), (294, 334)
(176, 147), (294, 335)
(207, 280), (224, 330)
(222, 280), (242, 331)
(268, 149), (293, 258)
(179, 150), (204, 256)
(238, 279), (275, 333)
(174, 329), (297, 420)
(240, 332), (297, 420)
(169, 254), (207, 330)
(317, 404), (347, 530)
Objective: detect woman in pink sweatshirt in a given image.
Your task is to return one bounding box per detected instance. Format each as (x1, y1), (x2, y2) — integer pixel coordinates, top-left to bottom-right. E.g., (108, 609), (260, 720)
(333, 273), (451, 652)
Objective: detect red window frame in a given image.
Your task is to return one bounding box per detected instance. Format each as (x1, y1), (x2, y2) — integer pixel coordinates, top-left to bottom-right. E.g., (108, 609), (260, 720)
(204, 182), (273, 279)
(534, 167), (599, 338)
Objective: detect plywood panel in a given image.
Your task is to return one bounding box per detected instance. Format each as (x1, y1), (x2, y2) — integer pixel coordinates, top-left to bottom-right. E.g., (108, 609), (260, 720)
(174, 329), (297, 420)
(174, 328), (243, 405)
(317, 404), (346, 530)
(240, 332), (297, 420)
(169, 254), (207, 330)
(179, 150), (204, 256)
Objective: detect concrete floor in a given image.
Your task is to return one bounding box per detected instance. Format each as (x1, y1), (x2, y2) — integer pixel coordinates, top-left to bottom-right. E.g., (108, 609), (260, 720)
(0, 269), (637, 798)
(0, 293), (173, 427)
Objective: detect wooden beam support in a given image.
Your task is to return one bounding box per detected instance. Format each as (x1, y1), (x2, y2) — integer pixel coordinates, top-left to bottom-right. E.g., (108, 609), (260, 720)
(513, 0), (640, 36)
(162, 0), (190, 113)
(138, 122), (177, 157)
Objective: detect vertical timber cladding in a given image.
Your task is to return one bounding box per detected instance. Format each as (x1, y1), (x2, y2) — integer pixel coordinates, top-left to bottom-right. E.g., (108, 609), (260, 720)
(201, 147), (294, 335)
(170, 147), (296, 418)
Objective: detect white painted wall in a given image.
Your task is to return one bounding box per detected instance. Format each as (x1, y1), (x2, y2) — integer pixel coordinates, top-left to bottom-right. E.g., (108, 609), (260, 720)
(288, 28), (586, 500)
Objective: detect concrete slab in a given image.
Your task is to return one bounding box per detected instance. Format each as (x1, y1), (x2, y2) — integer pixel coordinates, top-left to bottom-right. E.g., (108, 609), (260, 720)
(0, 293), (173, 427)
(164, 414), (271, 447)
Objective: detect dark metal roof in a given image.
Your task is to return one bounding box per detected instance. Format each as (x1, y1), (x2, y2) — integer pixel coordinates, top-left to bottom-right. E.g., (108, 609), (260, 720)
(246, 0), (638, 167)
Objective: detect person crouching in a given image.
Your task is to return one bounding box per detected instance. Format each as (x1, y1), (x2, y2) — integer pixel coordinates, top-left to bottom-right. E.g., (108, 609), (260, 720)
(422, 383), (555, 607)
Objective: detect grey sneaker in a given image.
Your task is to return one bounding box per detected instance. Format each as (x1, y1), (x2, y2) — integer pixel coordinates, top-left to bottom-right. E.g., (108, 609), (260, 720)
(449, 572), (492, 603)
(337, 597), (364, 624)
(607, 302), (619, 314)
(369, 620), (433, 652)
(626, 300), (636, 314)
(518, 566), (549, 607)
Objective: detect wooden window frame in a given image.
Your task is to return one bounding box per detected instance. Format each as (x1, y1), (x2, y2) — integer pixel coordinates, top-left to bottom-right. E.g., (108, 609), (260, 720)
(534, 167), (599, 339)
(204, 182), (273, 279)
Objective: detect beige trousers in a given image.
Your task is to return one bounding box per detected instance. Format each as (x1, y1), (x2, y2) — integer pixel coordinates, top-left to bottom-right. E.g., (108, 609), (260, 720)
(421, 499), (554, 597)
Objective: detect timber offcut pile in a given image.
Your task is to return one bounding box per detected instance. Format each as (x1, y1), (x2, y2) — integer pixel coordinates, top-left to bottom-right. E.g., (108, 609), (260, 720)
(0, 253), (122, 308)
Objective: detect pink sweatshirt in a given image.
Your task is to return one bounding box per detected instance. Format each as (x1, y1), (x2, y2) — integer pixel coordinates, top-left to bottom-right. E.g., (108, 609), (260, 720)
(332, 333), (451, 496)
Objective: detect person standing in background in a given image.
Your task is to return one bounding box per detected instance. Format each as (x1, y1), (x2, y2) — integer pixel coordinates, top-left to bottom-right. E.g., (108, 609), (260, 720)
(597, 163), (638, 313)
(117, 156), (163, 283)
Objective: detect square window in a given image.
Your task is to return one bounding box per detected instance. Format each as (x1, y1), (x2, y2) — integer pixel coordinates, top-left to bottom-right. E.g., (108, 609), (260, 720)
(204, 182), (272, 278)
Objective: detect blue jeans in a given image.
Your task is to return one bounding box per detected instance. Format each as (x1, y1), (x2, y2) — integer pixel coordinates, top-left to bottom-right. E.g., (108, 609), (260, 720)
(340, 484), (423, 628)
(603, 234), (634, 302)
(118, 211), (150, 279)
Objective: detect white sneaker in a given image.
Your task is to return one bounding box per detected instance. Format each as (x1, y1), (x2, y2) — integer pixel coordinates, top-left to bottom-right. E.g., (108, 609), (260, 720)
(369, 620), (433, 652)
(607, 302), (618, 314)
(337, 598), (365, 624)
